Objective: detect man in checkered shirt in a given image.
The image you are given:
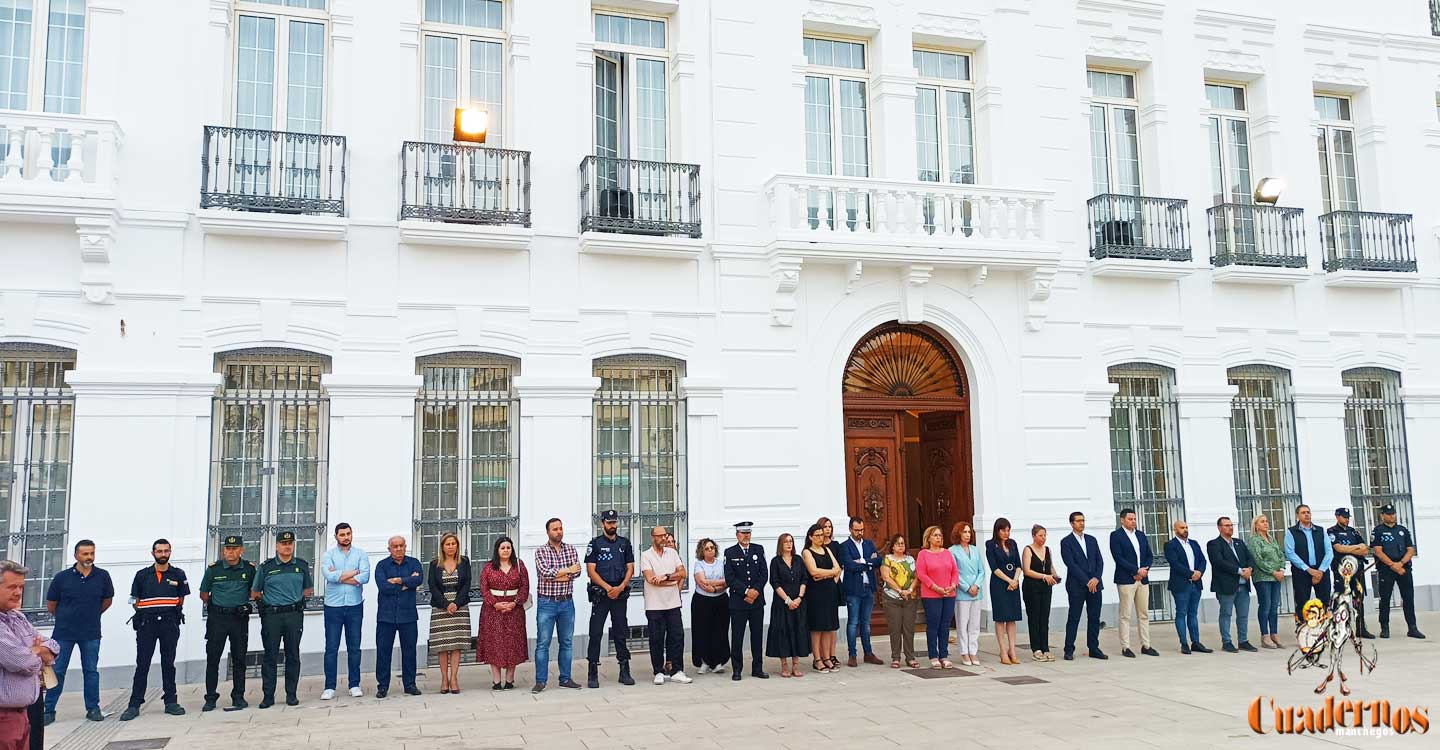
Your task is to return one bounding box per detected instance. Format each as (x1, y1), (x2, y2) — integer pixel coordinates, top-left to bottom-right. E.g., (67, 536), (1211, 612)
(532, 518), (584, 693)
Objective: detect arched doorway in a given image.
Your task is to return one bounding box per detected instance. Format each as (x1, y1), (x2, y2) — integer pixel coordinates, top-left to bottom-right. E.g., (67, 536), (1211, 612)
(841, 322), (974, 553)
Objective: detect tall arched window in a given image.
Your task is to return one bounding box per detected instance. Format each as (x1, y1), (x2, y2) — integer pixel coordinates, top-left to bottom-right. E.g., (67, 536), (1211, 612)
(413, 353), (518, 577)
(1107, 363), (1184, 564)
(1, 344), (75, 613)
(1227, 365), (1302, 536)
(593, 355), (687, 582)
(207, 349), (329, 599)
(1342, 368), (1414, 539)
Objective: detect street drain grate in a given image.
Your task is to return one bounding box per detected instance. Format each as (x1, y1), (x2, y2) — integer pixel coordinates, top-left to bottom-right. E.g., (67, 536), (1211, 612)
(102, 740), (170, 750)
(993, 675), (1048, 685)
(902, 668), (977, 678)
(51, 689), (159, 750)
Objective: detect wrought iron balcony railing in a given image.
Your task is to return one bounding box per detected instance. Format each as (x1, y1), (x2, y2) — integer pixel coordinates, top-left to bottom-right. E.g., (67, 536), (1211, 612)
(201, 125), (347, 216)
(399, 142), (530, 226)
(1319, 210), (1416, 272)
(1087, 194), (1191, 261)
(1208, 203), (1307, 268)
(579, 155), (701, 238)
(1432, 0), (1439, 36)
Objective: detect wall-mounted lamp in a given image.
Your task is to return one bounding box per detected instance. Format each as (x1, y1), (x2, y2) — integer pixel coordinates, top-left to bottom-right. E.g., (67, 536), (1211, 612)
(453, 106), (489, 144)
(1253, 177), (1286, 206)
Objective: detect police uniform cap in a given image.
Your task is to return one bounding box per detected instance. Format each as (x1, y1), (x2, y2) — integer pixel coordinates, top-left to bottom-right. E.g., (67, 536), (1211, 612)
(734, 521), (754, 531)
(1379, 504), (1397, 516)
(276, 530), (296, 543)
(223, 534), (244, 547)
(1334, 507), (1351, 519)
(600, 509), (619, 522)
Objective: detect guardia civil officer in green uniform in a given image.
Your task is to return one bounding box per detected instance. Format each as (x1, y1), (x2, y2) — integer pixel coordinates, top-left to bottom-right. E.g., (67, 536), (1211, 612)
(251, 531), (313, 708)
(199, 534), (257, 712)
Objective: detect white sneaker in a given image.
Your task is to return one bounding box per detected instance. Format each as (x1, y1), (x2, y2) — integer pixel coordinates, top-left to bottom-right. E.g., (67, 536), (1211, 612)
(697, 665), (711, 674)
(320, 689), (335, 701)
(669, 671), (693, 684)
(348, 687), (363, 698)
(653, 673), (667, 685)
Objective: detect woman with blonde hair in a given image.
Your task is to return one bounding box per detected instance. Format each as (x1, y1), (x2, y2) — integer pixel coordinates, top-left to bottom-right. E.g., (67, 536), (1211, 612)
(1249, 514), (1287, 648)
(690, 538), (731, 673)
(916, 524), (959, 668)
(427, 532), (473, 693)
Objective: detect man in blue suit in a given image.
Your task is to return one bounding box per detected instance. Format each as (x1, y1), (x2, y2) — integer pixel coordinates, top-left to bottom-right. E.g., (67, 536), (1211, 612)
(1060, 511), (1106, 660)
(1109, 508), (1158, 658)
(1206, 516), (1257, 653)
(839, 516), (882, 667)
(1164, 520), (1212, 654)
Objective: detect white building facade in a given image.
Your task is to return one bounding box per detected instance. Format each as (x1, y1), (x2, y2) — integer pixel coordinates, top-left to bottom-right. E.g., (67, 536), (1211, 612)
(2, 0), (1439, 683)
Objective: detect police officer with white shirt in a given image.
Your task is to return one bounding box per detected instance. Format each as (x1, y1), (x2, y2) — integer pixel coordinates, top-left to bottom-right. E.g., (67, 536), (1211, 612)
(723, 521), (769, 681)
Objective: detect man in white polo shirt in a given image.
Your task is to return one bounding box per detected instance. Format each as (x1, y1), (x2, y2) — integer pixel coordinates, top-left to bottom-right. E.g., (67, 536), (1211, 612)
(641, 525), (691, 685)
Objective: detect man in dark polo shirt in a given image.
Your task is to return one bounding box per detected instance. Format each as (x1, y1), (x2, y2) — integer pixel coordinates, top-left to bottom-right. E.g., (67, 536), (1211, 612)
(120, 539), (189, 721)
(42, 540), (113, 725)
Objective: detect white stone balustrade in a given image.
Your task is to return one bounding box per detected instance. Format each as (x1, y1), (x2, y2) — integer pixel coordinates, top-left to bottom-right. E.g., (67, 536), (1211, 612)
(0, 112), (121, 199)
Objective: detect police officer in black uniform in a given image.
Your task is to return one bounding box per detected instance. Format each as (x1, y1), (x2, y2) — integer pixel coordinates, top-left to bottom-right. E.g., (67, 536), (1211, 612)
(251, 531), (314, 708)
(119, 539), (189, 722)
(723, 521), (768, 681)
(199, 534), (257, 712)
(584, 509), (636, 688)
(1327, 507), (1375, 639)
(1371, 504), (1424, 639)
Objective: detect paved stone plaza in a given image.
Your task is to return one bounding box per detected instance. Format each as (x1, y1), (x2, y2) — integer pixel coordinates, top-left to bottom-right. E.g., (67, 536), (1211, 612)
(46, 613), (1440, 750)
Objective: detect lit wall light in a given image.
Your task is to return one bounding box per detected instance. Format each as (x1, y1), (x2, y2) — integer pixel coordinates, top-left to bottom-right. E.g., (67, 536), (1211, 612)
(453, 107), (489, 144)
(1253, 177), (1286, 206)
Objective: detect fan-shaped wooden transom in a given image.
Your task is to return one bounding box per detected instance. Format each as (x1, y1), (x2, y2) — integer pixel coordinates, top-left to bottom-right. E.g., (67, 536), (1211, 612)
(842, 324), (966, 399)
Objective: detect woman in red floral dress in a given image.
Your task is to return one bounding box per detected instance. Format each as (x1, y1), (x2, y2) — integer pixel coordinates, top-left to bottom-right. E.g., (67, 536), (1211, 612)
(477, 536), (529, 690)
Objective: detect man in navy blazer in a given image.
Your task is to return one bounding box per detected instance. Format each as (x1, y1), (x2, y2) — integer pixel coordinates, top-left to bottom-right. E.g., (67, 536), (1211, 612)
(839, 516), (883, 666)
(1109, 509), (1158, 658)
(1059, 511), (1107, 660)
(1206, 516), (1257, 653)
(1164, 520), (1212, 654)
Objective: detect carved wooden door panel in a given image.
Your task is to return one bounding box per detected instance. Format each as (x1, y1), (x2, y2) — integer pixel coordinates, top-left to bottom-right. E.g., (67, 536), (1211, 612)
(843, 413), (902, 547)
(918, 411), (964, 538)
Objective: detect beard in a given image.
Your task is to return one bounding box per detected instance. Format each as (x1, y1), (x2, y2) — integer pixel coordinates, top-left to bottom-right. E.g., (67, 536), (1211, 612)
(154, 556), (170, 566)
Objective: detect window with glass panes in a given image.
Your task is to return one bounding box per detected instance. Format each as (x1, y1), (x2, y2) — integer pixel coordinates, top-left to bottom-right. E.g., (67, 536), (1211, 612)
(1205, 83), (1255, 255)
(1107, 364), (1183, 564)
(1227, 366), (1301, 538)
(231, 1), (327, 197)
(1315, 94), (1362, 256)
(413, 354), (517, 585)
(913, 49), (976, 235)
(593, 12), (668, 162)
(803, 36), (870, 230)
(421, 0), (504, 146)
(0, 0), (85, 176)
(593, 357), (687, 588)
(1087, 70), (1141, 198)
(0, 346), (75, 615)
(1341, 368), (1414, 541)
(208, 351), (328, 599)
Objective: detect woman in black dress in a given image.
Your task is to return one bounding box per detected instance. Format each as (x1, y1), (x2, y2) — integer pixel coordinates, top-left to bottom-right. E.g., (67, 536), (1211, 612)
(1020, 524), (1059, 662)
(801, 523), (841, 673)
(765, 533), (810, 677)
(986, 517), (1024, 665)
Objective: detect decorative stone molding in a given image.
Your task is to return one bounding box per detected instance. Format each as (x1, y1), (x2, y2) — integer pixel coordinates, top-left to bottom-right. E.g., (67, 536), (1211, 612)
(1091, 258), (1196, 280)
(844, 260), (863, 295)
(975, 85), (1003, 113)
(1202, 49), (1265, 79)
(578, 233), (704, 260)
(1024, 267), (1056, 332)
(1356, 124), (1387, 148)
(770, 256), (803, 327)
(398, 220), (532, 251)
(1086, 35), (1152, 65)
(914, 13), (985, 45)
(1313, 62), (1368, 90)
(196, 209), (348, 241)
(960, 265), (989, 298)
(898, 265), (933, 325)
(76, 215), (117, 304)
(1212, 265), (1311, 287)
(803, 0), (879, 32)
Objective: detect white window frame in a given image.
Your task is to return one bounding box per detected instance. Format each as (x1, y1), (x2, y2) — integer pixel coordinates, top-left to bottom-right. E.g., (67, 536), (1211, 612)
(1086, 68), (1142, 197)
(801, 34), (871, 180)
(592, 9), (671, 162)
(1314, 93), (1360, 214)
(1107, 363), (1184, 566)
(913, 47), (976, 185)
(228, 0), (331, 132)
(417, 0), (507, 145)
(1, 0), (86, 114)
(1227, 365), (1302, 539)
(1203, 81), (1252, 207)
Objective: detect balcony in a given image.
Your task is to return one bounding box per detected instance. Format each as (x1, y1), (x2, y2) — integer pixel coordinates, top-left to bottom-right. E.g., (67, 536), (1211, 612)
(198, 125), (347, 239)
(1432, 0), (1439, 36)
(1208, 204), (1310, 285)
(578, 155), (701, 258)
(398, 141), (532, 250)
(762, 173), (1058, 327)
(0, 111), (121, 221)
(1320, 211), (1416, 287)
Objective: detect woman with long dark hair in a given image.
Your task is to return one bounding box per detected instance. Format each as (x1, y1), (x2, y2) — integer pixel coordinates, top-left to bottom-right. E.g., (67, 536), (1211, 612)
(690, 538), (731, 673)
(476, 536), (528, 690)
(766, 533), (810, 677)
(879, 533), (919, 668)
(801, 523), (841, 672)
(987, 518), (1024, 665)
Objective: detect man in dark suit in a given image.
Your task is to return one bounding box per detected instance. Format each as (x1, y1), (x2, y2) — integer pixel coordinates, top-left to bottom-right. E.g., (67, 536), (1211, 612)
(723, 522), (768, 680)
(1059, 511), (1106, 660)
(1206, 517), (1257, 653)
(1164, 520), (1210, 654)
(1108, 508), (1158, 658)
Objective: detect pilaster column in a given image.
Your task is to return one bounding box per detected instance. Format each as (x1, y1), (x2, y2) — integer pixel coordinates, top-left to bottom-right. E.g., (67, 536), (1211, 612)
(1175, 384), (1241, 527)
(680, 377), (725, 541)
(323, 374), (422, 551)
(1291, 386), (1352, 514)
(513, 376), (600, 551)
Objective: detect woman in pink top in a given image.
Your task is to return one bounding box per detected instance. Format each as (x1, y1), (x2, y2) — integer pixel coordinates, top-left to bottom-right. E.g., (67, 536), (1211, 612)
(916, 525), (959, 668)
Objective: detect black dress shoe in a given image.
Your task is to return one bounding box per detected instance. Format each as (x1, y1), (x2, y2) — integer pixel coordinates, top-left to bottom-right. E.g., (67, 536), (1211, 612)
(1088, 650), (1107, 660)
(1380, 627), (1390, 639)
(1191, 643), (1213, 653)
(230, 698), (249, 711)
(374, 689), (388, 699)
(1063, 652), (1074, 661)
(731, 672), (742, 681)
(42, 712), (54, 726)
(1360, 630), (1376, 640)
(751, 670), (769, 679)
(1180, 645), (1192, 654)
(285, 696), (299, 706)
(1408, 630), (1427, 639)
(1222, 644), (1238, 653)
(258, 698), (274, 710)
(404, 686), (422, 696)
(120, 706), (140, 721)
(85, 709), (105, 721)
(529, 684), (544, 694)
(1122, 649), (1135, 658)
(202, 699), (217, 712)
(1239, 641), (1258, 652)
(558, 679), (582, 689)
(164, 703), (186, 716)
(1141, 647), (1160, 656)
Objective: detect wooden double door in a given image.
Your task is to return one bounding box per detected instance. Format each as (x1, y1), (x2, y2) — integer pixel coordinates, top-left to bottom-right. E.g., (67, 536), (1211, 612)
(843, 408), (973, 555)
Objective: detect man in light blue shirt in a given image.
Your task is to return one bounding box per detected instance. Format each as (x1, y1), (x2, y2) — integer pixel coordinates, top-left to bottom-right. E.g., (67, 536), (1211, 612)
(1282, 504), (1333, 617)
(320, 522), (370, 700)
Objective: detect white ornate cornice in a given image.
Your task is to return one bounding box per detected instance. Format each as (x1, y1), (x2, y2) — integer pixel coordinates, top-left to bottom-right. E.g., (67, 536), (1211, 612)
(1202, 49), (1265, 79)
(803, 0), (879, 33)
(1086, 35), (1151, 65)
(1313, 61), (1369, 90)
(913, 13), (985, 45)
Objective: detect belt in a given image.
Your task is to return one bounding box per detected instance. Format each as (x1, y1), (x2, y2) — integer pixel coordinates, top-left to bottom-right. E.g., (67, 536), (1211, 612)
(489, 589), (519, 597)
(539, 594), (572, 601)
(208, 603), (252, 615)
(260, 602), (305, 614)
